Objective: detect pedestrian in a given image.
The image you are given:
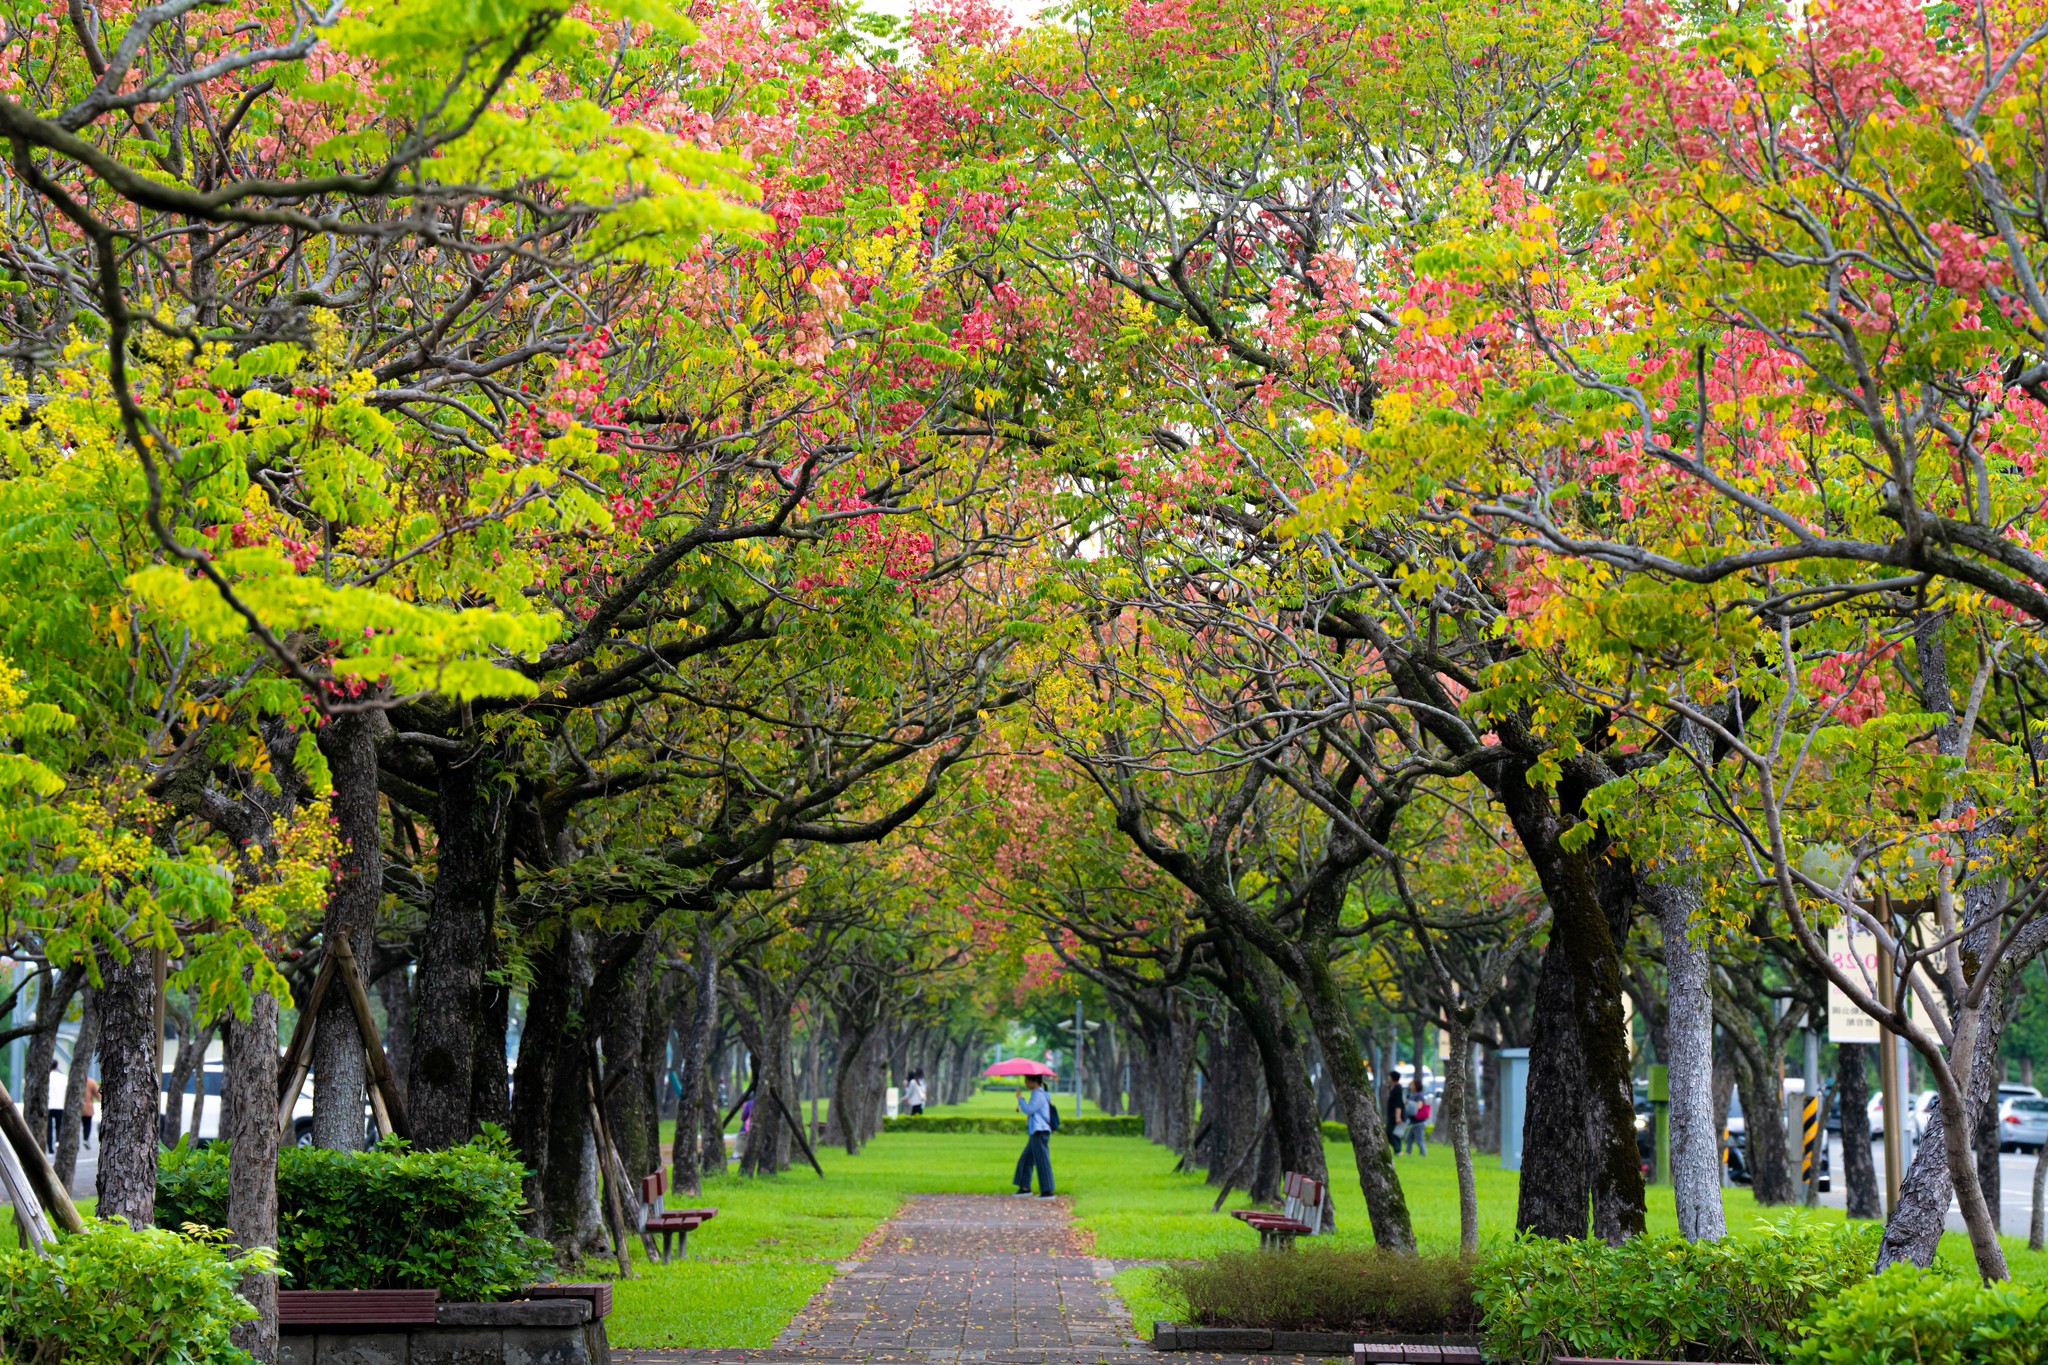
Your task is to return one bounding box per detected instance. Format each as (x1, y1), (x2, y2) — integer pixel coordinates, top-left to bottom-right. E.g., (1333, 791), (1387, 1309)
(1403, 1077), (1430, 1155)
(1384, 1074), (1406, 1153)
(82, 1073), (98, 1147)
(906, 1071), (927, 1116)
(1013, 1073), (1055, 1197)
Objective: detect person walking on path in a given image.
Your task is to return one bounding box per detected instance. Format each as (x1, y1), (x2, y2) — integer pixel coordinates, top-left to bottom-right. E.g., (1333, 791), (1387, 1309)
(906, 1072), (927, 1116)
(1013, 1075), (1055, 1197)
(1402, 1077), (1430, 1155)
(1384, 1075), (1406, 1153)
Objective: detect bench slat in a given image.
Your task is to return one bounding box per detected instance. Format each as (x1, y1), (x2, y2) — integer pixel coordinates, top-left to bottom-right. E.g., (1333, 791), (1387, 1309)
(278, 1289), (440, 1326)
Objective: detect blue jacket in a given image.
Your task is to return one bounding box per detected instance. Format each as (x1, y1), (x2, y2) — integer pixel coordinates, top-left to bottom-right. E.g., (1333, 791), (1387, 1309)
(1018, 1087), (1052, 1134)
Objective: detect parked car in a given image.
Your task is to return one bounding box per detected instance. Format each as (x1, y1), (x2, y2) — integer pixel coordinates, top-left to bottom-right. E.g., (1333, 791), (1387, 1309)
(1999, 1095), (2048, 1153)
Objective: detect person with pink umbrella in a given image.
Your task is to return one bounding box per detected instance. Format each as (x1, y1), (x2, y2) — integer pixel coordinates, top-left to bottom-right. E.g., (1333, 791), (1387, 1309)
(986, 1057), (1058, 1198)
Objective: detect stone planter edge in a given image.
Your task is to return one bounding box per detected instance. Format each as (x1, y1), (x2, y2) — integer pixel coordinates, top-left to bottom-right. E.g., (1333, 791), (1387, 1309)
(1150, 1323), (1482, 1354)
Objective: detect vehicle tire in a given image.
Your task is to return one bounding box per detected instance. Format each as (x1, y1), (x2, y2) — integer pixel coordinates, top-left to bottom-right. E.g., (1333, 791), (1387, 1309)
(293, 1118), (315, 1148)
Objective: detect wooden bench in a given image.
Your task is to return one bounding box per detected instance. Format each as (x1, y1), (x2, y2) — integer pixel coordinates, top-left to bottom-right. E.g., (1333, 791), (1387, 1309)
(527, 1281), (612, 1319)
(1230, 1171), (1328, 1249)
(1354, 1346), (1481, 1365)
(641, 1168), (719, 1263)
(278, 1289), (440, 1326)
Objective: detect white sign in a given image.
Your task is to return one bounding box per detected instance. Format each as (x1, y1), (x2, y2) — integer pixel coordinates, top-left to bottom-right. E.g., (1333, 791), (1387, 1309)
(1828, 920), (1883, 1044)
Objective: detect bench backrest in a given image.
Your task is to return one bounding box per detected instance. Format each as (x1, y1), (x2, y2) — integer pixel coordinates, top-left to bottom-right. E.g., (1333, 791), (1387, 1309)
(1275, 1171), (1328, 1235)
(641, 1169), (668, 1207)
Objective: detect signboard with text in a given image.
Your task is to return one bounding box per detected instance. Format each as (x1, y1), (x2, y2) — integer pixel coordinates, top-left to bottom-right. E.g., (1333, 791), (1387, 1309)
(1828, 920), (1883, 1044)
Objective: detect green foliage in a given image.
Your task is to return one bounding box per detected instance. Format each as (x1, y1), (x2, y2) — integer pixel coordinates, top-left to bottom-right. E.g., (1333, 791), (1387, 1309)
(881, 1115), (1144, 1135)
(157, 1132), (550, 1301)
(0, 1220), (262, 1365)
(1474, 1219), (1882, 1364)
(1162, 1247), (1478, 1334)
(1790, 1265), (2048, 1365)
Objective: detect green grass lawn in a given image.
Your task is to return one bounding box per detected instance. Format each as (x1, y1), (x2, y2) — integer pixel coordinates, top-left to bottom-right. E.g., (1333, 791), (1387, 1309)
(602, 1100), (2048, 1348)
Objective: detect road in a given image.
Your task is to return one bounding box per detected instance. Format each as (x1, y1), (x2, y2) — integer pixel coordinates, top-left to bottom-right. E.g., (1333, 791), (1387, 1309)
(1810, 1136), (2047, 1235)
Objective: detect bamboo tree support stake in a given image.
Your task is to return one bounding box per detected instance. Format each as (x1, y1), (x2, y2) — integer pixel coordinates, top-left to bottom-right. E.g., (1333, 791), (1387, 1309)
(583, 1058), (638, 1278)
(0, 1077), (83, 1237)
(277, 950), (338, 1138)
(328, 930), (411, 1141)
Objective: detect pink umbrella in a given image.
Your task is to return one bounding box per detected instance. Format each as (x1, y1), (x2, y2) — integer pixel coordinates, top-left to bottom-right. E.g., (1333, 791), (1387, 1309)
(984, 1057), (1057, 1077)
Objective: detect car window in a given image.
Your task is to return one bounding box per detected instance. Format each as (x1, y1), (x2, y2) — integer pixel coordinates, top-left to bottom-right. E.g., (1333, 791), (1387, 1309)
(2018, 1099), (2048, 1114)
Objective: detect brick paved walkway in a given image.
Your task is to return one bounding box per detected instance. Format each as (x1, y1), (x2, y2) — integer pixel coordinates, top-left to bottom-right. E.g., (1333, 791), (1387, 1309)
(612, 1193), (1323, 1365)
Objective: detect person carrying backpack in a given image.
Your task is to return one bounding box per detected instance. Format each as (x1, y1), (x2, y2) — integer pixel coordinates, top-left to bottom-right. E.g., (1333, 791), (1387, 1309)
(1402, 1077), (1431, 1155)
(1013, 1074), (1056, 1197)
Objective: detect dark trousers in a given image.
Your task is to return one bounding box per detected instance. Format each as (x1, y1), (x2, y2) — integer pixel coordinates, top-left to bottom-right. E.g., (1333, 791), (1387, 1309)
(1013, 1130), (1054, 1194)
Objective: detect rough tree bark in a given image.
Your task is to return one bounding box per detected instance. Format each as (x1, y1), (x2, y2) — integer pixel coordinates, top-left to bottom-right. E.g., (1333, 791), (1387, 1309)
(95, 943), (159, 1226)
(1835, 1044), (1881, 1220)
(54, 986), (97, 1188)
(24, 964), (84, 1151)
(670, 931), (719, 1194)
(1502, 760), (1646, 1244)
(1644, 873), (1725, 1241)
(226, 992), (280, 1363)
(313, 711), (381, 1150)
(1212, 943), (1328, 1199)
(409, 748), (505, 1150)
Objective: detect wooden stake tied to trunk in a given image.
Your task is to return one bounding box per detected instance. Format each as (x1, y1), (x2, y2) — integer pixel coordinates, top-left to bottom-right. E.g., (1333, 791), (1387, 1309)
(274, 931), (411, 1143)
(0, 1075), (85, 1251)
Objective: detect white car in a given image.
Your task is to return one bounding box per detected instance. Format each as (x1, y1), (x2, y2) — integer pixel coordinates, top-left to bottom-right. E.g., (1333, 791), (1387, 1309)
(1999, 1096), (2048, 1153)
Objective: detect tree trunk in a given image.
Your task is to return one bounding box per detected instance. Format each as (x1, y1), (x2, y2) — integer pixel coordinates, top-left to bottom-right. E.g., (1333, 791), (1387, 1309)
(1476, 1046), (1501, 1154)
(604, 940), (659, 1184)
(1293, 950), (1408, 1247)
(1445, 1012), (1479, 1255)
(313, 712), (381, 1151)
(410, 748), (504, 1150)
(24, 964), (83, 1151)
(739, 985), (793, 1176)
(1838, 1043), (1881, 1220)
(1645, 873), (1724, 1241)
(54, 986), (97, 1190)
(1503, 763), (1646, 1244)
(1203, 1007), (1263, 1185)
(95, 942), (159, 1227)
(375, 960), (413, 1105)
(671, 932), (719, 1194)
(510, 928), (572, 1224)
(535, 930), (603, 1262)
(2030, 1133), (2048, 1252)
(1732, 1048), (1795, 1206)
(226, 992), (280, 1363)
(1976, 1042), (2002, 1233)
(1517, 925), (1592, 1237)
(1214, 945), (1328, 1199)
(1875, 999), (2011, 1273)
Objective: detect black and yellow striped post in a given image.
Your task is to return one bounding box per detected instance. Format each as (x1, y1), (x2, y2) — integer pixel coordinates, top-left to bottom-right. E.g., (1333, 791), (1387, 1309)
(1801, 1095), (1822, 1202)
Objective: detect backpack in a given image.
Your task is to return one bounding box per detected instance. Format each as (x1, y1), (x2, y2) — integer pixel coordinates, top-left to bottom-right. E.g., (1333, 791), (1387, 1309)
(1047, 1101), (1061, 1132)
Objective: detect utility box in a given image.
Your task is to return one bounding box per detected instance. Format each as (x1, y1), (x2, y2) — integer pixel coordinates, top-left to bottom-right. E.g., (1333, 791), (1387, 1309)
(1500, 1048), (1531, 1172)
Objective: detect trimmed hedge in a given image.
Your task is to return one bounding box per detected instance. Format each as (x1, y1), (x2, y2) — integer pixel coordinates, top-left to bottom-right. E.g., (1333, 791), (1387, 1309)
(1164, 1247), (1477, 1334)
(882, 1114), (1145, 1135)
(157, 1131), (550, 1301)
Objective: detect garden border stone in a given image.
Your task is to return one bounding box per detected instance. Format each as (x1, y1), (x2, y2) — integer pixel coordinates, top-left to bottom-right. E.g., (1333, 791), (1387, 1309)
(1150, 1325), (1482, 1354)
(279, 1297), (608, 1365)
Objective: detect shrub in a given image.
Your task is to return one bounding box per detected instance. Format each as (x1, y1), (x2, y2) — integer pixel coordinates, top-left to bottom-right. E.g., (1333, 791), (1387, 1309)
(0, 1219), (262, 1364)
(1474, 1219), (1880, 1364)
(1790, 1264), (2048, 1365)
(882, 1115), (1144, 1135)
(157, 1130), (550, 1301)
(1160, 1247), (1479, 1335)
